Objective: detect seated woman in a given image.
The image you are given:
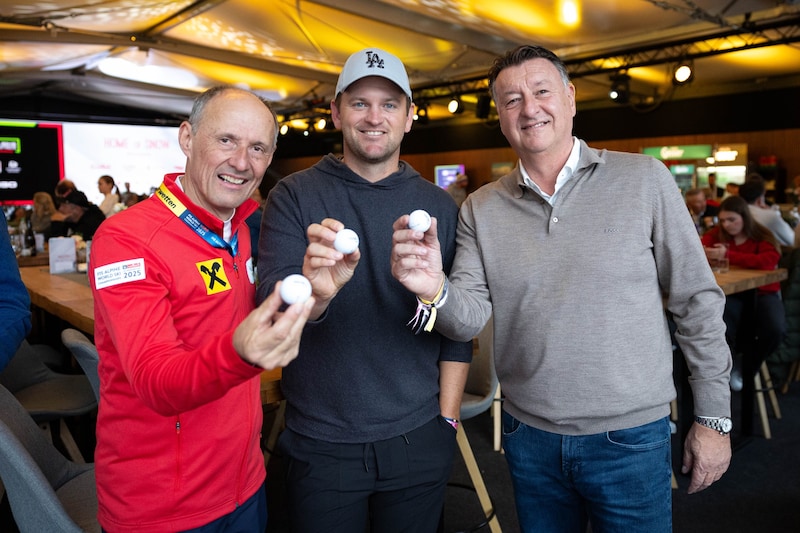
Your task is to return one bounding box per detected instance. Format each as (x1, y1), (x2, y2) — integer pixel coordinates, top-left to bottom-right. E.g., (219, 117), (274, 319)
(31, 191), (56, 239)
(702, 195), (786, 391)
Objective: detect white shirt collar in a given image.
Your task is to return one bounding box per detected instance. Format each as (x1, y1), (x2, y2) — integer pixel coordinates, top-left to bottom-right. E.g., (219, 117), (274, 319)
(175, 175), (235, 241)
(521, 137), (581, 205)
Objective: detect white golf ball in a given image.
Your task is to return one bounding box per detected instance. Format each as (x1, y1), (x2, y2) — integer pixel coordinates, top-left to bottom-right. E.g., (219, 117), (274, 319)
(280, 274), (312, 305)
(334, 228), (359, 254)
(408, 209), (431, 232)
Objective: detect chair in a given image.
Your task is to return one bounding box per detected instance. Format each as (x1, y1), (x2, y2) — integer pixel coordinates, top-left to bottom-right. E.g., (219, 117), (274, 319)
(454, 317), (502, 533)
(754, 362), (782, 439)
(0, 383), (99, 532)
(61, 329), (101, 402)
(782, 360), (800, 393)
(772, 247), (800, 392)
(0, 340), (97, 463)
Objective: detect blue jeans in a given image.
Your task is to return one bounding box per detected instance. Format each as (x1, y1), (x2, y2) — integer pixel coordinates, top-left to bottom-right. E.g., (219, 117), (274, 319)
(502, 413), (672, 533)
(180, 482), (267, 533)
(103, 483), (267, 533)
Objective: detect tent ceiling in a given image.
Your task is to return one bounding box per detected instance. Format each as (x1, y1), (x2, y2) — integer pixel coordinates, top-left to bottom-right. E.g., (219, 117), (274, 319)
(0, 0), (798, 125)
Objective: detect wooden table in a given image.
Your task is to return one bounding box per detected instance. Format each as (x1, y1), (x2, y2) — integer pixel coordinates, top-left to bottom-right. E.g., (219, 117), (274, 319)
(19, 266), (283, 402)
(17, 252), (50, 267)
(19, 266), (95, 335)
(714, 267), (787, 295)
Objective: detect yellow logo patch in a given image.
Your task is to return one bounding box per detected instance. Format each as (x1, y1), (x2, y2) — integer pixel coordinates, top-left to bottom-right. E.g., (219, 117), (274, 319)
(196, 258), (231, 295)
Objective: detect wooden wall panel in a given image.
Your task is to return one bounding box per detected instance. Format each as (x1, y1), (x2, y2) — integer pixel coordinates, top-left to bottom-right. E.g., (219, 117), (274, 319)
(271, 128), (800, 194)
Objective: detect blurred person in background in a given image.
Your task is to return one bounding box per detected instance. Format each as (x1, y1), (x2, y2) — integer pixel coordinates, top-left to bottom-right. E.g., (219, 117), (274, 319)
(447, 172), (469, 207)
(31, 191), (57, 239)
(50, 189), (106, 241)
(702, 195), (785, 392)
(707, 172), (724, 203)
(97, 175), (121, 217)
(686, 187), (718, 235)
(54, 179), (76, 200)
(7, 206), (27, 229)
(738, 176), (795, 247)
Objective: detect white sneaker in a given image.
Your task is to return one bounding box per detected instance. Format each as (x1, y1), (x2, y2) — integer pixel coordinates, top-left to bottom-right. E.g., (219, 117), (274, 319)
(730, 369), (743, 391)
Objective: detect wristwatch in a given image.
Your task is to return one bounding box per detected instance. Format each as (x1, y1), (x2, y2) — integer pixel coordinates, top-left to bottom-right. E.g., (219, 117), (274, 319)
(694, 416), (733, 435)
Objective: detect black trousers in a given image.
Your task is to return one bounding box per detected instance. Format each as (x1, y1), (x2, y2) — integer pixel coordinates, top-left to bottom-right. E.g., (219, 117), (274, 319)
(276, 415), (457, 533)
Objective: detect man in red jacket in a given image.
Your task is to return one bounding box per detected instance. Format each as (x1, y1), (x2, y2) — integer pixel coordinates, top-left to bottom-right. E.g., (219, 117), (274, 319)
(90, 86), (314, 532)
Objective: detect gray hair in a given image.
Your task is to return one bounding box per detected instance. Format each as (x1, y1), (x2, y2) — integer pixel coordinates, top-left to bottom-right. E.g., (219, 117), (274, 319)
(188, 86), (279, 146)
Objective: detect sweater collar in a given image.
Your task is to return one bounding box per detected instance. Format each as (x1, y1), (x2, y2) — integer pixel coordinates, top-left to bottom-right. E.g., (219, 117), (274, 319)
(318, 153), (420, 188)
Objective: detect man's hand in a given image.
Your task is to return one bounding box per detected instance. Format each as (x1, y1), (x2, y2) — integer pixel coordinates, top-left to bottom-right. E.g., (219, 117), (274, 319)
(233, 281), (314, 370)
(302, 218), (361, 319)
(390, 214), (445, 301)
(681, 422), (732, 494)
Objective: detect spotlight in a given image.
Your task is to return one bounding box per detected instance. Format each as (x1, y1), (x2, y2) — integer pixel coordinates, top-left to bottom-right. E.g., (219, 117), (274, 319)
(414, 103), (429, 125)
(609, 73), (630, 104)
(447, 97), (464, 114)
(475, 94), (492, 119)
(279, 124), (289, 136)
(315, 117), (327, 130)
(673, 62), (694, 86)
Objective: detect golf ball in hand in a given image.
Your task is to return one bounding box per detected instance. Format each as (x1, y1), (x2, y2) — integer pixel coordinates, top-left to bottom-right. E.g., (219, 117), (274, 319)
(408, 209), (431, 232)
(334, 228), (359, 254)
(280, 274), (312, 305)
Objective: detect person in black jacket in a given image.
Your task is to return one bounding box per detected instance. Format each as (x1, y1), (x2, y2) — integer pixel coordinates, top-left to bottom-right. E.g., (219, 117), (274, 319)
(50, 189), (106, 240)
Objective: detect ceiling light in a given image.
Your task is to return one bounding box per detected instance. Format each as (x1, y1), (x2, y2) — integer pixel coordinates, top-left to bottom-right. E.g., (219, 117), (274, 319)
(609, 73), (630, 104)
(414, 103), (429, 124)
(96, 48), (198, 90)
(557, 0), (581, 28)
(448, 97), (464, 114)
(673, 62), (694, 85)
(315, 117), (327, 130)
(279, 124), (289, 135)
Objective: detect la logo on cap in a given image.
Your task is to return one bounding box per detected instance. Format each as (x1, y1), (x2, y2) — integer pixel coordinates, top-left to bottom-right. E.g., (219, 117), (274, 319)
(365, 51), (385, 69)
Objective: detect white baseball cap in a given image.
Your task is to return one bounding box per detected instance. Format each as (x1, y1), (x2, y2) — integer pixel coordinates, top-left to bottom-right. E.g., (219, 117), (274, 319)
(335, 48), (412, 101)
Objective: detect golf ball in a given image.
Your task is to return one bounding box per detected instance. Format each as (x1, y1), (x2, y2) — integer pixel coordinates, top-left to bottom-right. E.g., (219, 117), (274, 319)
(408, 209), (431, 232)
(334, 228), (359, 254)
(280, 274), (312, 305)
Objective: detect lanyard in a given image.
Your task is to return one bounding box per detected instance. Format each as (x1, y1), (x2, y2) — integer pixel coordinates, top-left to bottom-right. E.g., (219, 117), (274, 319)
(156, 183), (239, 259)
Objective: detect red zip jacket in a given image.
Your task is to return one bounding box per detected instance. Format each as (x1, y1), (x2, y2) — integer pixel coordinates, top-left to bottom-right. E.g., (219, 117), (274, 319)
(90, 174), (264, 532)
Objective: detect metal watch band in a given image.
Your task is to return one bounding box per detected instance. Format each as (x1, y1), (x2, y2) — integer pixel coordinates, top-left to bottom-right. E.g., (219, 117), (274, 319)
(694, 416), (733, 435)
